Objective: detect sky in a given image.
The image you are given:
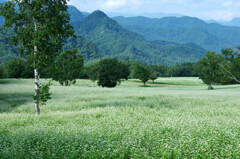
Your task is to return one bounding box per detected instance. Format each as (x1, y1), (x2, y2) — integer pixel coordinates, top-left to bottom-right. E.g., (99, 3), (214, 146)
(68, 0), (240, 21)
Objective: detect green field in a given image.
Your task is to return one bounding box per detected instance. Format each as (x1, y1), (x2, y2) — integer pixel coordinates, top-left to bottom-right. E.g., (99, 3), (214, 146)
(0, 78), (239, 158)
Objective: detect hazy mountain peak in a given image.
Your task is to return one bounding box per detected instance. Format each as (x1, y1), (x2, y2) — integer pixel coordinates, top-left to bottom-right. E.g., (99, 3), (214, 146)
(68, 5), (87, 22)
(90, 10), (108, 18)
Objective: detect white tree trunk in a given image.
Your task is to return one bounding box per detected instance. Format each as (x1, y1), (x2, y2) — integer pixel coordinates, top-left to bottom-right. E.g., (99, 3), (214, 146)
(34, 66), (40, 114)
(34, 18), (40, 114)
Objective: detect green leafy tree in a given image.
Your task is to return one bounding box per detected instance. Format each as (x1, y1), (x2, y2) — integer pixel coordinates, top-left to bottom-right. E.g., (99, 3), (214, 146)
(5, 59), (23, 78)
(195, 52), (223, 89)
(21, 59), (34, 78)
(0, 65), (3, 78)
(149, 70), (158, 83)
(52, 49), (84, 86)
(34, 80), (52, 106)
(88, 59), (130, 88)
(134, 64), (150, 85)
(219, 48), (240, 84)
(0, 0), (74, 114)
(1, 58), (33, 78)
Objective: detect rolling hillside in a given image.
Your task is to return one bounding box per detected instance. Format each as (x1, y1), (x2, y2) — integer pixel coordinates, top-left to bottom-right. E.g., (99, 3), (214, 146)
(113, 16), (240, 52)
(72, 10), (206, 65)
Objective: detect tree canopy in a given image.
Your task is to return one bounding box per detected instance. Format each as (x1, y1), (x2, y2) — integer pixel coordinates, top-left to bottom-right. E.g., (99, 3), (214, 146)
(88, 59), (130, 88)
(134, 64), (150, 85)
(219, 48), (240, 84)
(52, 49), (84, 86)
(195, 52), (223, 89)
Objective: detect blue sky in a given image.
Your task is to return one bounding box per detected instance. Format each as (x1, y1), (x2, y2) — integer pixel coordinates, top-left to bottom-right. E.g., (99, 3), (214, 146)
(68, 0), (240, 21)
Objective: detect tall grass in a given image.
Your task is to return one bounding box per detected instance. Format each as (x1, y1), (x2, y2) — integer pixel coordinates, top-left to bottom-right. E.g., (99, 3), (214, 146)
(0, 78), (239, 158)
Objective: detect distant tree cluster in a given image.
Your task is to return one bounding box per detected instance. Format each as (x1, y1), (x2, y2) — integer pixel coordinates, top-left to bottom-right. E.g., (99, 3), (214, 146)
(167, 62), (198, 77)
(0, 58), (33, 78)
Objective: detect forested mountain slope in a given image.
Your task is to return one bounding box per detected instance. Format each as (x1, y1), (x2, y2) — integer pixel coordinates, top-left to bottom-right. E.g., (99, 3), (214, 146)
(68, 5), (87, 22)
(72, 11), (206, 65)
(113, 16), (240, 52)
(0, 29), (19, 64)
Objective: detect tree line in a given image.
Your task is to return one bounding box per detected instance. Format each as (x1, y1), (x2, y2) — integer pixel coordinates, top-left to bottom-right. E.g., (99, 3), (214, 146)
(1, 48), (239, 90)
(0, 58), (197, 79)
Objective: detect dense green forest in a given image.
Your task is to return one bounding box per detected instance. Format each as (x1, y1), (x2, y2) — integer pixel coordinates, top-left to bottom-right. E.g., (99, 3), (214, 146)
(0, 29), (101, 65)
(64, 35), (102, 64)
(0, 29), (19, 63)
(72, 10), (206, 65)
(113, 16), (240, 52)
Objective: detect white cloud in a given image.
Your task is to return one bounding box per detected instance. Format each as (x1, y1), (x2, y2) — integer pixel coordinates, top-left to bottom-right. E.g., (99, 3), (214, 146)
(203, 10), (234, 21)
(221, 0), (233, 7)
(102, 0), (126, 10)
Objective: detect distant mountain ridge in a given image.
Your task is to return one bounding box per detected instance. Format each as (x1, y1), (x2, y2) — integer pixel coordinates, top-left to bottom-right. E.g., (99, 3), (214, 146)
(72, 10), (206, 65)
(207, 18), (240, 27)
(106, 12), (183, 18)
(68, 5), (87, 22)
(220, 18), (240, 27)
(113, 16), (240, 52)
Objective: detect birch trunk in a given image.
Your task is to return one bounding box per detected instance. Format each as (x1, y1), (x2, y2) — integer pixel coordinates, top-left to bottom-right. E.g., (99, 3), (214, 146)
(34, 18), (40, 114)
(34, 66), (40, 114)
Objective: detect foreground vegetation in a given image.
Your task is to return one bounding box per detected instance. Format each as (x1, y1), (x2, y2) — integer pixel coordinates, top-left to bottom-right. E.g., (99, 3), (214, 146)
(0, 78), (240, 158)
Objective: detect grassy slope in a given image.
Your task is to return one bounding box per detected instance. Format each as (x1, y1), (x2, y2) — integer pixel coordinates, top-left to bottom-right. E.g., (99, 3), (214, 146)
(0, 78), (239, 158)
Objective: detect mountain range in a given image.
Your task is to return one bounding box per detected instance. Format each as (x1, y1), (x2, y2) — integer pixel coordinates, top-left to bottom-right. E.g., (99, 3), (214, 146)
(113, 16), (240, 52)
(217, 18), (240, 27)
(106, 12), (183, 19)
(1, 4), (240, 66)
(71, 10), (206, 65)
